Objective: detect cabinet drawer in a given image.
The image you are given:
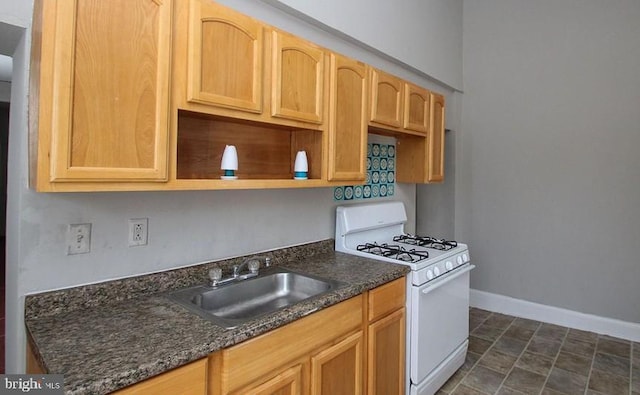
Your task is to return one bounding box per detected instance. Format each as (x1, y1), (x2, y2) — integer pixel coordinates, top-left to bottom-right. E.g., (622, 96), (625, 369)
(368, 277), (406, 322)
(113, 358), (207, 395)
(213, 295), (363, 393)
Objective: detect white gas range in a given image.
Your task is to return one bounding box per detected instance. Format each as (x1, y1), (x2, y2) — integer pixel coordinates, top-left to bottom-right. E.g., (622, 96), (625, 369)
(336, 201), (475, 395)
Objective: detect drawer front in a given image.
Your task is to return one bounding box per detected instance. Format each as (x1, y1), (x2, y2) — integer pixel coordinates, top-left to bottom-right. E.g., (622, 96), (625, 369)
(113, 358), (207, 395)
(218, 295), (364, 393)
(368, 277), (406, 322)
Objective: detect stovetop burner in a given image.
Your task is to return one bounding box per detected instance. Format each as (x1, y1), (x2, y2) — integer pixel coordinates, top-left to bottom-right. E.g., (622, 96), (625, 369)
(356, 242), (430, 263)
(393, 234), (458, 251)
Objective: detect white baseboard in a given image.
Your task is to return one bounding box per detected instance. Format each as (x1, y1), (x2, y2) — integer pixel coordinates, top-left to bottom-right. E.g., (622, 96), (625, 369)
(470, 289), (640, 343)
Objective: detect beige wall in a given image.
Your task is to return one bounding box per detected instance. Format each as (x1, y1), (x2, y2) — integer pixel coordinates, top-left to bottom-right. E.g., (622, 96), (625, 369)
(259, 0), (463, 90)
(461, 0), (640, 323)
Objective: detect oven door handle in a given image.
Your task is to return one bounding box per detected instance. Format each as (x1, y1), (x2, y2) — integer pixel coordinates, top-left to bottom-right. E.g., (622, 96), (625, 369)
(421, 264), (475, 295)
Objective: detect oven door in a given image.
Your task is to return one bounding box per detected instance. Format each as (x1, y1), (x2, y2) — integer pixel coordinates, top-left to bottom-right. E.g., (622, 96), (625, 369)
(410, 264), (475, 384)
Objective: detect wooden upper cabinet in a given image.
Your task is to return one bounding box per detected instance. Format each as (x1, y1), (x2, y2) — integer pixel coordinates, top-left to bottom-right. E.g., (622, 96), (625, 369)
(327, 54), (367, 182)
(271, 31), (325, 124)
(369, 69), (403, 129)
(403, 83), (430, 135)
(186, 0), (263, 113)
(428, 92), (445, 182)
(34, 0), (171, 186)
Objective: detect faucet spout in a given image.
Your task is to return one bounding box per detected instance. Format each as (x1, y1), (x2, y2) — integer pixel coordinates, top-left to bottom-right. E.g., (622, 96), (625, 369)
(210, 256), (272, 287)
(233, 258), (261, 278)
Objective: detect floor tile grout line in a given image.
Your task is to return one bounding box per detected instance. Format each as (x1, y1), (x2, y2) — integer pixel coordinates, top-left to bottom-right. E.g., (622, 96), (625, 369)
(526, 323), (566, 395)
(587, 335), (634, 394)
(464, 311), (549, 395)
(480, 313), (529, 394)
(492, 320), (531, 394)
(448, 310), (494, 394)
(449, 310), (513, 394)
(630, 341), (634, 395)
(480, 315), (538, 395)
(581, 334), (599, 395)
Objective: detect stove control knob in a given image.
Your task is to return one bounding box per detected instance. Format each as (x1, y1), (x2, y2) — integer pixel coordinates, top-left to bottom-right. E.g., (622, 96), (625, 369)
(446, 261), (453, 271)
(433, 267), (441, 276)
(457, 256), (463, 265)
(426, 270), (434, 280)
(462, 253), (469, 262)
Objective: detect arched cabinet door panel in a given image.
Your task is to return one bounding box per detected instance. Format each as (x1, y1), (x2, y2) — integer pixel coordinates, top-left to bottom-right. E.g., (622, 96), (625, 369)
(403, 83), (430, 135)
(187, 0), (264, 113)
(328, 54), (367, 182)
(369, 68), (404, 129)
(36, 0), (172, 185)
(271, 30), (325, 125)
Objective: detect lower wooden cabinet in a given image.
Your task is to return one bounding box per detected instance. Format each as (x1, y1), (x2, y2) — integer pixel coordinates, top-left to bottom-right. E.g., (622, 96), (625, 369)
(234, 363), (305, 395)
(367, 309), (406, 395)
(112, 358), (208, 395)
(208, 296), (363, 395)
(26, 340), (45, 374)
(310, 332), (363, 395)
(366, 277), (406, 395)
(207, 278), (405, 395)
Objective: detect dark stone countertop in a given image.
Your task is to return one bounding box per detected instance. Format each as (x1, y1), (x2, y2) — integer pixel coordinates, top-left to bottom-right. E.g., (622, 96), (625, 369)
(25, 245), (409, 395)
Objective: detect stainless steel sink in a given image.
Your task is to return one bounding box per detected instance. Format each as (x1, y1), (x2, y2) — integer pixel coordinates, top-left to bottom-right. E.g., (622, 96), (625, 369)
(167, 268), (343, 328)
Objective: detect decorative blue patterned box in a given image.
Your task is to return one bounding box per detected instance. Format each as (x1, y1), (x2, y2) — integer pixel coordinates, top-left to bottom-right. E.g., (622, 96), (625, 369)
(334, 136), (395, 201)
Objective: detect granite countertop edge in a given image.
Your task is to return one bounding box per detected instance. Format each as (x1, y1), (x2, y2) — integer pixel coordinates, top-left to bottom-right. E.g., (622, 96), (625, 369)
(25, 246), (409, 395)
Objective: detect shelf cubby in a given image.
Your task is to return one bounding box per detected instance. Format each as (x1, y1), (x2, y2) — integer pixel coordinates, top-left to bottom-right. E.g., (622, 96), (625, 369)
(177, 111), (323, 182)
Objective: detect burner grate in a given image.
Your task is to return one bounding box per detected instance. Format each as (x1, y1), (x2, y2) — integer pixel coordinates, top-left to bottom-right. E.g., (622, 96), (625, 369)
(393, 234), (458, 251)
(357, 242), (429, 263)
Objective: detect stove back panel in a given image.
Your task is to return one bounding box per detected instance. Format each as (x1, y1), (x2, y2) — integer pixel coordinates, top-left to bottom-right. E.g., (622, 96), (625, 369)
(336, 201), (407, 235)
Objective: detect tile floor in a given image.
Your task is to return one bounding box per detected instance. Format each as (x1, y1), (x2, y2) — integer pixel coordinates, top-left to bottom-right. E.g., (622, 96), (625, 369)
(437, 308), (639, 395)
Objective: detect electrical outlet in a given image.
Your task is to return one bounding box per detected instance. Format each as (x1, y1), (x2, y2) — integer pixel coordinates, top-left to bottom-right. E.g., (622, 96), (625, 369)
(67, 223), (91, 255)
(129, 218), (148, 247)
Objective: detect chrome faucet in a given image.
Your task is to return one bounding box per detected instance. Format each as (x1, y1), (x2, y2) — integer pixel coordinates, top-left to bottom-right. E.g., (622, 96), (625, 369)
(208, 256), (271, 287)
(233, 258), (260, 279)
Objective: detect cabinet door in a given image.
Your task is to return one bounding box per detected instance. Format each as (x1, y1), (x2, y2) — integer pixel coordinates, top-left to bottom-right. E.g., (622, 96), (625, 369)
(367, 309), (406, 395)
(428, 93), (445, 182)
(403, 83), (430, 134)
(271, 31), (324, 124)
(41, 0), (171, 182)
(327, 53), (367, 181)
(234, 364), (305, 395)
(310, 332), (363, 395)
(187, 0), (263, 113)
(369, 69), (403, 129)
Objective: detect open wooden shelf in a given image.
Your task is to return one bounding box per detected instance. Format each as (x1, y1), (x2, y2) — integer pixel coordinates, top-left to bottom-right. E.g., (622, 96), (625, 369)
(176, 111), (323, 182)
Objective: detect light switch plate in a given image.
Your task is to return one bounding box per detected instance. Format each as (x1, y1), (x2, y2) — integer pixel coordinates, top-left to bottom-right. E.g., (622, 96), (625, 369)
(67, 223), (91, 255)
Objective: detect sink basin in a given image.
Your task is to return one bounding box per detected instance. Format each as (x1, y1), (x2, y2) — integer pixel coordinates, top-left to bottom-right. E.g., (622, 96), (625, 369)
(167, 268), (343, 328)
